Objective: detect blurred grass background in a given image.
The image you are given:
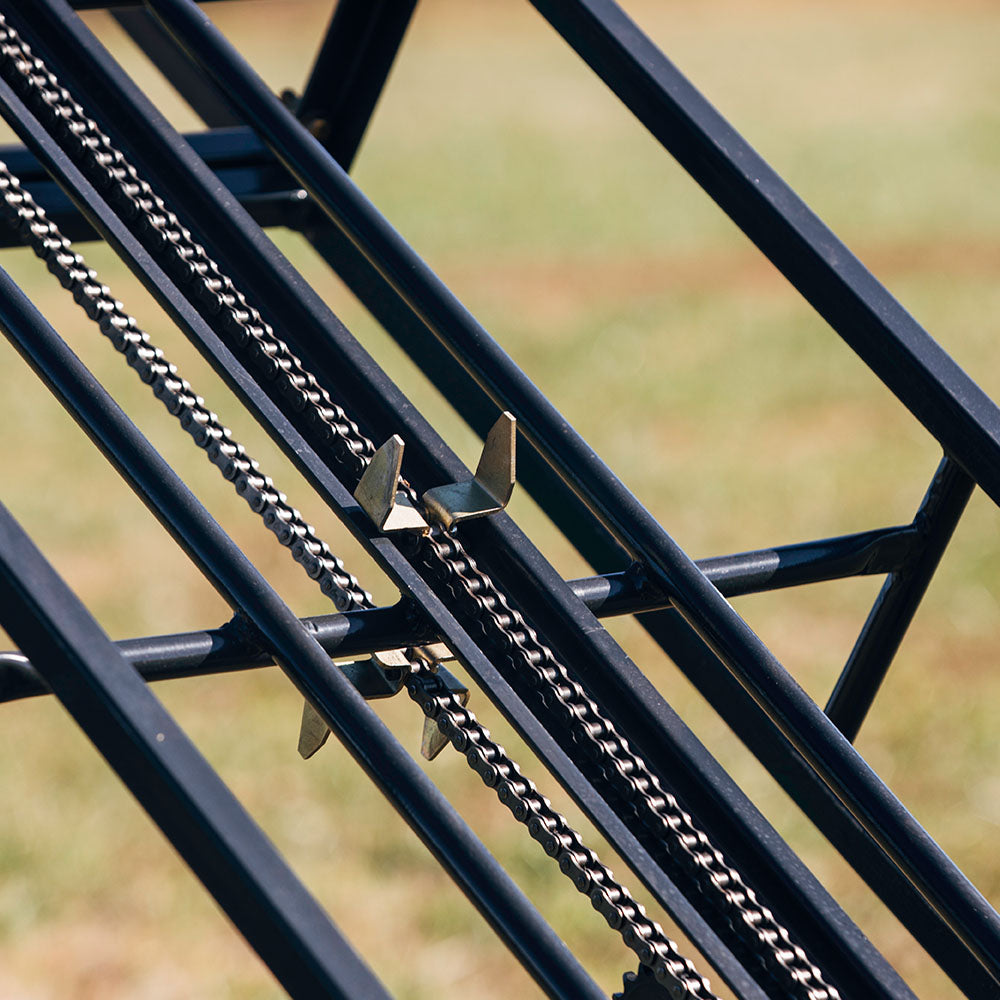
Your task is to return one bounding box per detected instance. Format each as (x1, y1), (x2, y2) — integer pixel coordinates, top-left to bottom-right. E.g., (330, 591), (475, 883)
(1, 0), (999, 996)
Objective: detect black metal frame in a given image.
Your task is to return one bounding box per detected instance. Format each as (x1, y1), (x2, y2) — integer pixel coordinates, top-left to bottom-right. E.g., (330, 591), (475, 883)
(1, 0), (997, 996)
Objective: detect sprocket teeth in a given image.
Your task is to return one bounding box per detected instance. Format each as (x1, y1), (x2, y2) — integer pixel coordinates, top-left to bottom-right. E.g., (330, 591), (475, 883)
(613, 965), (675, 999)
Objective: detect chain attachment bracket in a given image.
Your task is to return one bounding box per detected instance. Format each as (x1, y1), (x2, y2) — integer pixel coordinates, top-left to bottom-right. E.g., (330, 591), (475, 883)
(354, 434), (430, 533)
(422, 412), (516, 529)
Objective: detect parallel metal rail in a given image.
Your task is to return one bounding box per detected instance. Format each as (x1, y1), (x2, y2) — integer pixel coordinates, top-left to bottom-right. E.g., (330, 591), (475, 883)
(0, 1), (996, 997)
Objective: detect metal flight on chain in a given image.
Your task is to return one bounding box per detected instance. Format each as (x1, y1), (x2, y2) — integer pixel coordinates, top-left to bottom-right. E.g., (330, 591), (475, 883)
(411, 645), (469, 761)
(297, 647), (413, 759)
(353, 433), (430, 533)
(355, 412), (517, 533)
(297, 645), (468, 762)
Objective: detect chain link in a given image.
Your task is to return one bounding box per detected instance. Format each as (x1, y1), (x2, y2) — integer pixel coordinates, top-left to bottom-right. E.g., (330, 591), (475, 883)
(0, 13), (840, 997)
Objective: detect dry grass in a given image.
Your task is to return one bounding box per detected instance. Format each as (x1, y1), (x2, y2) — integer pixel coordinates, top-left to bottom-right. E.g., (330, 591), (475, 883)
(1, 0), (999, 997)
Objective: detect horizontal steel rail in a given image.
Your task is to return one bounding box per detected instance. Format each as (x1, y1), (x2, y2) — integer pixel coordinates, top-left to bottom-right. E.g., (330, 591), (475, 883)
(0, 126), (305, 246)
(0, 604), (426, 703)
(138, 0), (1000, 989)
(0, 519), (918, 704)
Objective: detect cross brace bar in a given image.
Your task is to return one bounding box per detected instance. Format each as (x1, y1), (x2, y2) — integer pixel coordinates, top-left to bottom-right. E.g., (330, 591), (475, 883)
(0, 517), (919, 705)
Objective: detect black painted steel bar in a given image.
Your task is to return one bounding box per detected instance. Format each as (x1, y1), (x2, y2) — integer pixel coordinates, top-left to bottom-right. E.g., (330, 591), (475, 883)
(575, 521), (916, 615)
(141, 0), (1000, 985)
(529, 0), (1000, 510)
(0, 126), (273, 185)
(0, 502), (391, 1000)
(298, 0), (418, 170)
(113, 8), (240, 126)
(0, 519), (918, 704)
(0, 603), (427, 703)
(0, 66), (765, 997)
(827, 457), (975, 742)
(0, 267), (606, 1000)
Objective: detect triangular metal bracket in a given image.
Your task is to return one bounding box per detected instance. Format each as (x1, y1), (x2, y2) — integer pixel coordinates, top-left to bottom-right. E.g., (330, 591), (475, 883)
(354, 435), (429, 533)
(297, 648), (413, 759)
(297, 699), (331, 760)
(422, 412), (516, 529)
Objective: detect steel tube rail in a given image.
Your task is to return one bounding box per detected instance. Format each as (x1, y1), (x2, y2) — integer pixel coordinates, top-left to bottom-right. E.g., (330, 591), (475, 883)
(0, 501), (391, 1000)
(0, 519), (917, 704)
(142, 0), (1000, 984)
(0, 266), (606, 1000)
(0, 125), (303, 246)
(573, 521), (916, 616)
(0, 127), (276, 186)
(0, 62), (761, 994)
(827, 457), (975, 741)
(0, 603), (428, 703)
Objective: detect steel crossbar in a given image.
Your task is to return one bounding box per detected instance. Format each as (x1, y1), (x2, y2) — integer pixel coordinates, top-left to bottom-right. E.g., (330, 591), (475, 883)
(0, 522), (920, 704)
(0, 0), (998, 997)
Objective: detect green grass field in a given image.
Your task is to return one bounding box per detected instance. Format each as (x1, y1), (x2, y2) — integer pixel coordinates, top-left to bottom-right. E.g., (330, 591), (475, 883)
(1, 1), (999, 996)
